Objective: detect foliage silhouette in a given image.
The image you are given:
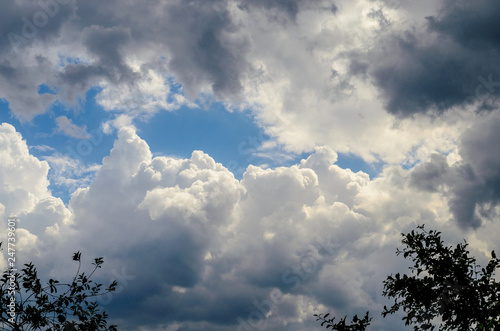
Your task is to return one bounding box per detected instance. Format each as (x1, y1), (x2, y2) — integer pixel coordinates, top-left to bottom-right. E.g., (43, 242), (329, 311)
(382, 224), (500, 330)
(1, 245), (118, 331)
(314, 312), (372, 330)
(316, 225), (500, 330)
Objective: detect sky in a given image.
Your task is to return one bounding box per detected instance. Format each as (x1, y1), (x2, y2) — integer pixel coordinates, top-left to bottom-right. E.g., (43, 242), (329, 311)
(0, 0), (500, 330)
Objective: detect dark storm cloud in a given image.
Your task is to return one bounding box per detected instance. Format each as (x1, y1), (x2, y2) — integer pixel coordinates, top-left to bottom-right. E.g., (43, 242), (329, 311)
(397, 0), (500, 228)
(237, 0), (337, 22)
(237, 0), (302, 19)
(55, 25), (138, 102)
(107, 279), (274, 329)
(370, 33), (496, 116)
(0, 55), (57, 119)
(410, 113), (500, 228)
(362, 0), (500, 117)
(157, 0), (251, 99)
(82, 25), (132, 72)
(0, 0), (257, 117)
(428, 0), (500, 50)
(456, 113), (500, 224)
(409, 153), (449, 192)
(0, 0), (74, 118)
(70, 0), (253, 100)
(0, 0), (73, 52)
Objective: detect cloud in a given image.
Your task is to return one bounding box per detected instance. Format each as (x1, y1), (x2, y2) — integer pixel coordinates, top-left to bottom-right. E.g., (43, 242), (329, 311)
(0, 0), (75, 119)
(95, 59), (193, 115)
(236, 0), (337, 22)
(360, 0), (500, 116)
(410, 111), (500, 229)
(2, 124), (499, 330)
(0, 123), (51, 215)
(0, 123), (72, 272)
(0, 56), (57, 120)
(409, 153), (450, 192)
(0, 0), (253, 123)
(428, 0), (500, 51)
(43, 153), (100, 193)
(0, 0), (480, 168)
(55, 116), (89, 139)
(159, 0), (251, 99)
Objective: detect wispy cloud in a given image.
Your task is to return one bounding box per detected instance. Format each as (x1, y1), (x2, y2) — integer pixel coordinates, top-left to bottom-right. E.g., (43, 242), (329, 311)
(55, 116), (90, 139)
(43, 153), (100, 193)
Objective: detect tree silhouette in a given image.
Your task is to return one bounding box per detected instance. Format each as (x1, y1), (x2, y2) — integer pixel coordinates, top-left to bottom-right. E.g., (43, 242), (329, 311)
(314, 312), (372, 330)
(315, 225), (500, 330)
(1, 245), (118, 331)
(382, 225), (500, 330)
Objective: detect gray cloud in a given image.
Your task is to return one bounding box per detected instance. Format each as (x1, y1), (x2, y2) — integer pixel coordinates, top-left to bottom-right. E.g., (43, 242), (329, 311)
(0, 0), (257, 117)
(369, 34), (490, 116)
(0, 0), (72, 117)
(359, 0), (500, 117)
(159, 0), (251, 99)
(396, 0), (500, 228)
(237, 0), (337, 22)
(0, 0), (74, 53)
(82, 25), (134, 80)
(0, 55), (57, 119)
(428, 0), (500, 50)
(55, 25), (138, 103)
(409, 153), (449, 192)
(410, 113), (500, 228)
(455, 113), (500, 226)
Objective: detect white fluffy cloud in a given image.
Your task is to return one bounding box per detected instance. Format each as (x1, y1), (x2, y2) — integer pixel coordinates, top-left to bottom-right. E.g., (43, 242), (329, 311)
(2, 125), (498, 330)
(0, 123), (51, 215)
(0, 123), (72, 271)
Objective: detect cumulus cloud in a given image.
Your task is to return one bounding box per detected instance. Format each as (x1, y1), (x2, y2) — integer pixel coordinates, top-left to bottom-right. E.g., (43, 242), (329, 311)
(0, 55), (57, 120)
(410, 111), (500, 229)
(0, 0), (75, 119)
(0, 123), (51, 215)
(0, 0), (466, 165)
(0, 0), (486, 180)
(359, 0), (500, 116)
(0, 124), (73, 273)
(3, 125), (495, 330)
(0, 0), (252, 121)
